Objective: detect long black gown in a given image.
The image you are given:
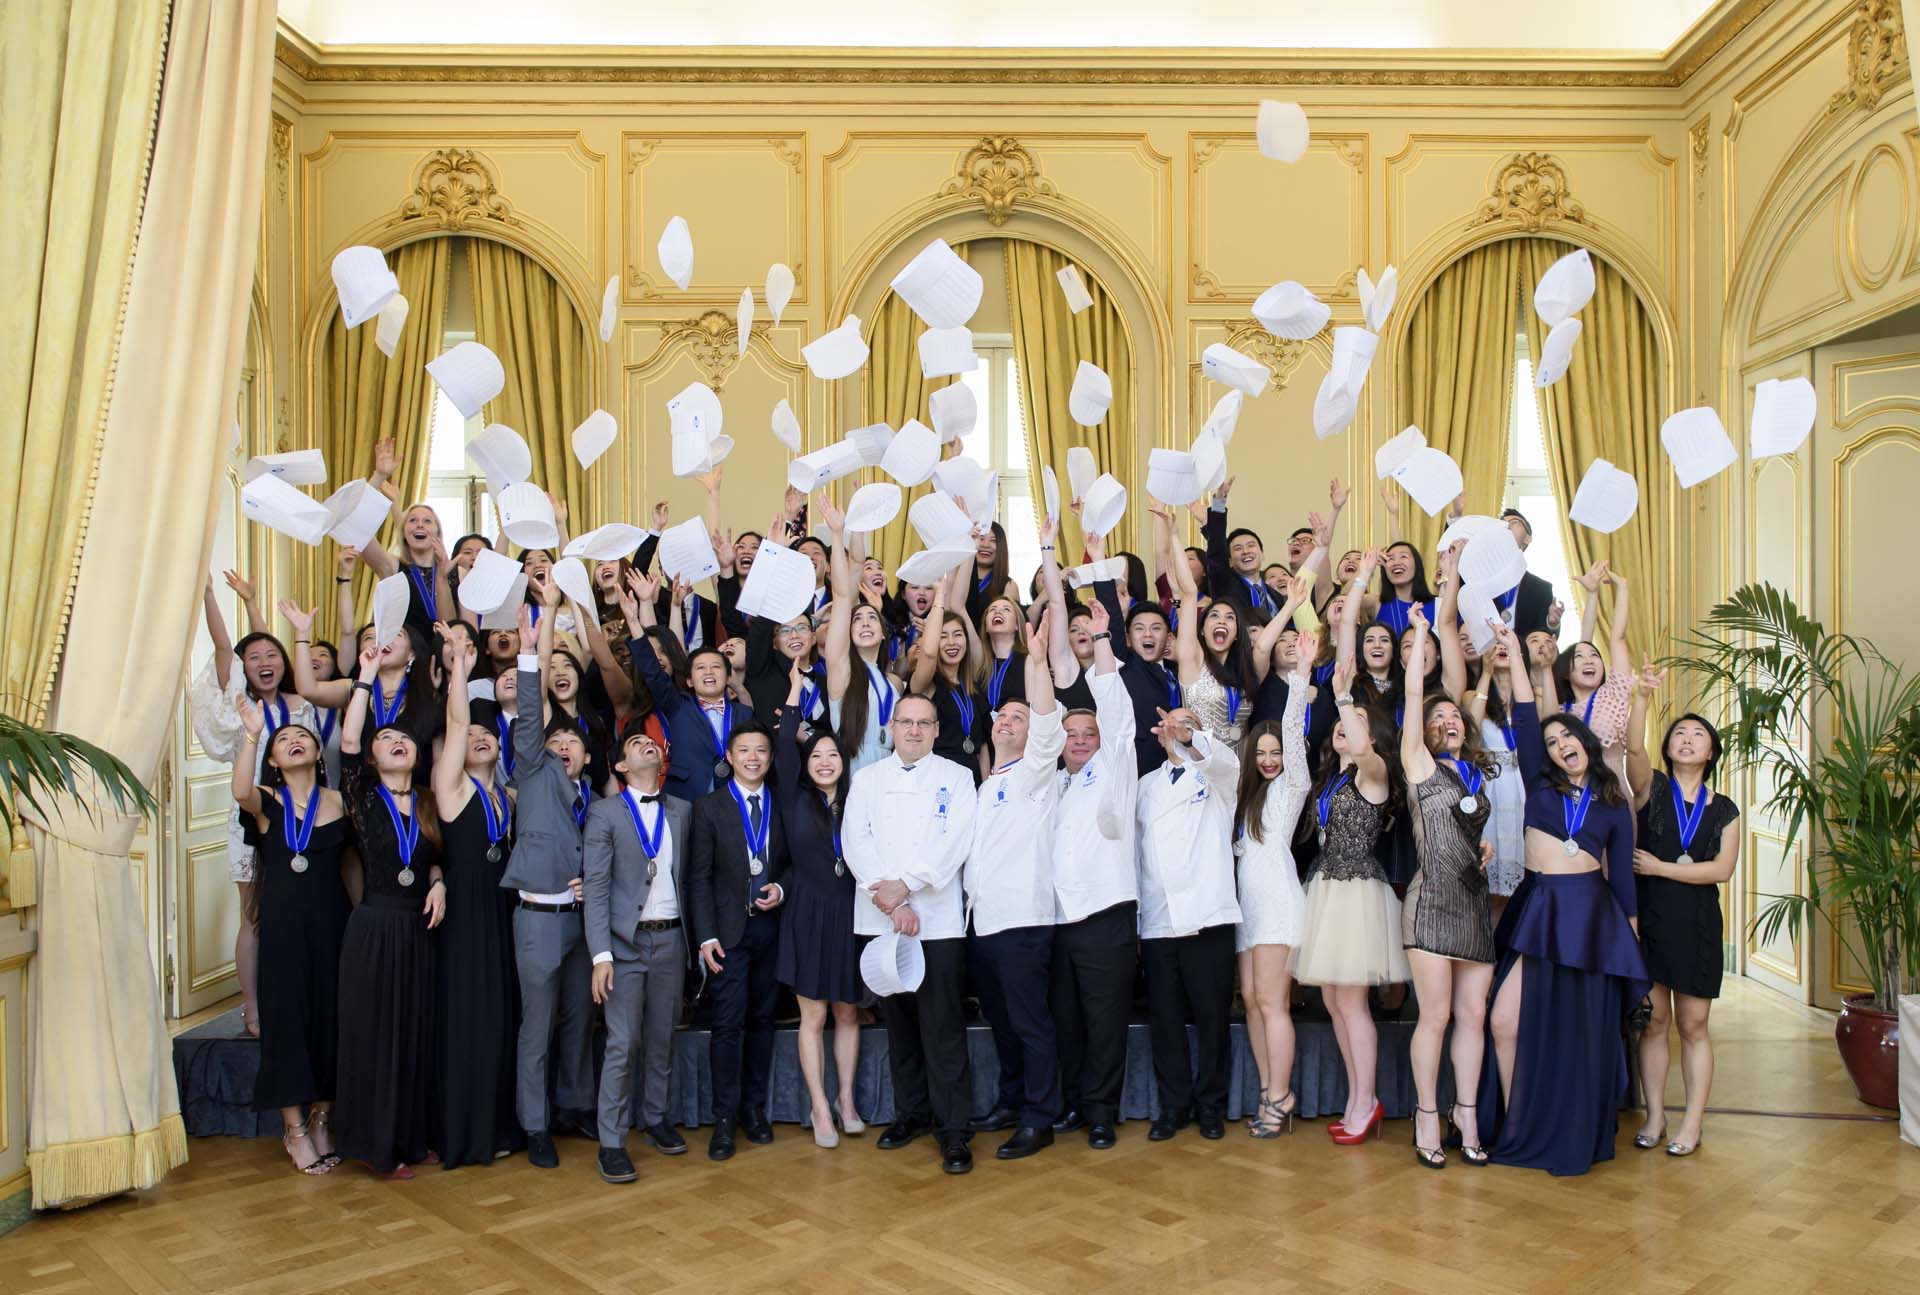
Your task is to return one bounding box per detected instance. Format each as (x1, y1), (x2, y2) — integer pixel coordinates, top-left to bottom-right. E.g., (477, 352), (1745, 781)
(770, 710), (861, 1003)
(434, 784), (523, 1167)
(335, 751), (440, 1171)
(250, 793), (351, 1112)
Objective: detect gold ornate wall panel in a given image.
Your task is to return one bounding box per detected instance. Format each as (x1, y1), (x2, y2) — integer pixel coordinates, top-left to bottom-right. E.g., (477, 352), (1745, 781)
(1187, 133), (1366, 303)
(623, 133), (806, 305)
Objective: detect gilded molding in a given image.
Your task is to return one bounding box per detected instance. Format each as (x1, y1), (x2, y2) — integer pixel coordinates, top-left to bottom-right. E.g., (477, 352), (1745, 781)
(940, 137), (1057, 228)
(395, 148), (520, 231)
(1191, 266), (1227, 299)
(1829, 0), (1909, 114)
(1690, 115), (1711, 201)
(270, 116), (293, 203)
(1223, 324), (1310, 390)
(1469, 151), (1588, 231)
(662, 310), (763, 390)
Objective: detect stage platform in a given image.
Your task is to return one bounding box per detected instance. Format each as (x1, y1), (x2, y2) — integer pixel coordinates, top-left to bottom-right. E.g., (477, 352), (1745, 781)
(175, 1005), (1450, 1137)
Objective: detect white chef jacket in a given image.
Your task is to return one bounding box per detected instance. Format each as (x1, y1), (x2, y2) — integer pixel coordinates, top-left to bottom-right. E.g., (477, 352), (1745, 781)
(1134, 731), (1242, 939)
(843, 751), (979, 940)
(964, 706), (1066, 937)
(1051, 668), (1139, 924)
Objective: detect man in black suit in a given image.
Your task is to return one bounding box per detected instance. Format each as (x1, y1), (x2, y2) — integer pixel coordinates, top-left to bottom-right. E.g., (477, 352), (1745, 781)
(1499, 509), (1565, 640)
(687, 721), (788, 1161)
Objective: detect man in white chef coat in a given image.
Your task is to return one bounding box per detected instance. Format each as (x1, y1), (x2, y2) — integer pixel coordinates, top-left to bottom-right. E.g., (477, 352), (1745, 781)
(1046, 596), (1137, 1149)
(843, 692), (981, 1174)
(963, 614), (1066, 1160)
(1134, 704), (1241, 1142)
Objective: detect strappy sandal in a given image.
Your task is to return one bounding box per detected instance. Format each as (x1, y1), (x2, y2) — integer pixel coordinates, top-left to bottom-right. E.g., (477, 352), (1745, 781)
(283, 1118), (332, 1175)
(1448, 1103), (1489, 1166)
(1413, 1106), (1446, 1169)
(1250, 1089), (1296, 1139)
(1247, 1089), (1280, 1139)
(309, 1106), (342, 1167)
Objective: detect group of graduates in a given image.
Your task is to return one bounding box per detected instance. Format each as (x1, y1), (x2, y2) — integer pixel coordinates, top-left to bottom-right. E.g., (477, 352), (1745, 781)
(192, 447), (1739, 1184)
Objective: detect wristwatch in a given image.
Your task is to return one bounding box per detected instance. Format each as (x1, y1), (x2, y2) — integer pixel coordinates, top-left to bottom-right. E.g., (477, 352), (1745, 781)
(1335, 693), (1355, 706)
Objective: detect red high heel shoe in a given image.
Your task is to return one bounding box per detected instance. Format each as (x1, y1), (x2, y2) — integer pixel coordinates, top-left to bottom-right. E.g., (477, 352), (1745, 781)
(1328, 1101), (1383, 1145)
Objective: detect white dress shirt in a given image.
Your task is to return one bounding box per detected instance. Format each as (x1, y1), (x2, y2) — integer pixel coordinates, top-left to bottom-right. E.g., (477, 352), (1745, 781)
(843, 751), (979, 940)
(639, 819), (679, 922)
(1134, 731), (1243, 939)
(964, 706), (1066, 937)
(1051, 669), (1139, 923)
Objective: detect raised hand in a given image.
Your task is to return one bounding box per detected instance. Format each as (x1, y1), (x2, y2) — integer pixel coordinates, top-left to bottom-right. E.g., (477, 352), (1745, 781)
(1308, 509), (1333, 547)
(670, 577), (691, 607)
(783, 485), (807, 521)
(1294, 626), (1321, 668)
(1574, 561), (1608, 593)
(817, 492), (847, 536)
(238, 697), (265, 739)
(222, 569), (255, 603)
(694, 466), (724, 494)
(278, 601), (315, 638)
(1378, 482), (1401, 516)
(1329, 477), (1350, 510)
(372, 437), (397, 481)
(1150, 706), (1197, 746)
(534, 571), (562, 609)
(337, 548), (360, 578)
(1087, 592), (1110, 636)
(357, 644), (382, 682)
(625, 568), (661, 605)
(517, 604), (537, 654)
(1039, 511), (1058, 548)
(651, 500), (671, 531)
(1332, 656), (1356, 697)
(1024, 606), (1050, 657)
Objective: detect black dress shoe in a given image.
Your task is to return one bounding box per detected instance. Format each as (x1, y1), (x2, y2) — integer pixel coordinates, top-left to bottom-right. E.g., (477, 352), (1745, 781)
(940, 1135), (974, 1174)
(707, 1131), (736, 1162)
(644, 1122), (687, 1155)
(877, 1119), (932, 1150)
(526, 1131), (559, 1168)
(995, 1126), (1053, 1160)
(1051, 1108), (1086, 1134)
(1088, 1122), (1117, 1150)
(1197, 1111), (1226, 1140)
(1147, 1114), (1189, 1142)
(597, 1146), (637, 1183)
(967, 1105), (1018, 1133)
(742, 1118), (774, 1146)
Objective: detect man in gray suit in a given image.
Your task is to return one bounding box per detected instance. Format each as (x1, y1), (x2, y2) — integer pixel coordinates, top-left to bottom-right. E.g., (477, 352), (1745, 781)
(585, 724), (694, 1183)
(502, 603), (598, 1169)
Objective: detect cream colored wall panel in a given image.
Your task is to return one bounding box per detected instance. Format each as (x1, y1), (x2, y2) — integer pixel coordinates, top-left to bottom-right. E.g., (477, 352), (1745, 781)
(622, 317), (810, 537)
(1188, 133), (1365, 303)
(1750, 173), (1850, 345)
(825, 136), (987, 299)
(1749, 456), (1801, 596)
(186, 772), (234, 829)
(623, 133), (806, 304)
(1846, 143), (1910, 289)
(1725, 19), (1854, 251)
(1743, 827), (1804, 988)
(1027, 135), (1171, 289)
(1834, 346), (1920, 423)
(186, 842), (238, 994)
(1833, 425), (1920, 665)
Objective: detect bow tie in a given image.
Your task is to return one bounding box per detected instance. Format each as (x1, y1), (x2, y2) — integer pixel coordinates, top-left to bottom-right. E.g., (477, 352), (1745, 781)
(632, 793), (660, 803)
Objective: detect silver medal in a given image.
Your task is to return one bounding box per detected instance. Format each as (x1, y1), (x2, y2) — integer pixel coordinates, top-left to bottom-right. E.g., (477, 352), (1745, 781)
(486, 843), (502, 864)
(749, 858), (764, 876)
(398, 867), (416, 886)
(647, 861), (658, 882)
(1458, 795), (1479, 815)
(1561, 838), (1579, 859)
(834, 860), (845, 878)
(1677, 852), (1693, 866)
(962, 737), (976, 754)
(714, 759), (731, 781)
(290, 852), (309, 874)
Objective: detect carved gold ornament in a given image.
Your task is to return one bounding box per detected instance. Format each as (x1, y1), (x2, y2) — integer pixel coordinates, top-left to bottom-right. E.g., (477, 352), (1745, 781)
(1690, 117), (1710, 202)
(664, 310), (761, 390)
(1224, 324), (1309, 390)
(940, 136), (1057, 227)
(396, 148), (520, 230)
(1830, 1), (1908, 114)
(1471, 152), (1588, 231)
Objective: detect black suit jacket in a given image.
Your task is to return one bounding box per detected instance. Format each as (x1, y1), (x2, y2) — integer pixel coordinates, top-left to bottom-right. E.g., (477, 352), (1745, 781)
(1510, 570), (1555, 640)
(687, 783), (789, 952)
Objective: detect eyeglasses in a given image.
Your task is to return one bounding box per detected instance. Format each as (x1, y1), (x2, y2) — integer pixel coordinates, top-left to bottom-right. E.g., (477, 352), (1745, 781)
(892, 717), (937, 730)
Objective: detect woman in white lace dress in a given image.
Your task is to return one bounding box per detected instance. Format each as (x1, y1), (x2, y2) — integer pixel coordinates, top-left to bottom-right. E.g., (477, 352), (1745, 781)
(1230, 634), (1318, 1137)
(187, 573), (318, 1036)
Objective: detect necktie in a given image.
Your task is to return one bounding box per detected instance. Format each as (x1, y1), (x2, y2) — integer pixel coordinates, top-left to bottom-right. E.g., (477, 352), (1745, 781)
(1168, 766), (1185, 786)
(748, 793), (764, 859)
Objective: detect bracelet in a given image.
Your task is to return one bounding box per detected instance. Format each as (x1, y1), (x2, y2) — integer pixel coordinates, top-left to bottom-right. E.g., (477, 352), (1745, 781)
(1039, 544), (1054, 552)
(293, 638), (310, 644)
(1335, 693), (1354, 706)
(1090, 631), (1112, 641)
(353, 680), (374, 693)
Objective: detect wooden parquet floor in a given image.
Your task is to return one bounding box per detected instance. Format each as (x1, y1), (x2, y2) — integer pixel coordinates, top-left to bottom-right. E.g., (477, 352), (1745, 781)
(5, 980), (1917, 1295)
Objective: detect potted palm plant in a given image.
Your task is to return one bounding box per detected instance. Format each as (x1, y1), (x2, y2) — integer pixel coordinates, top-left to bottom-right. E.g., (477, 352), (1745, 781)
(1, 710), (156, 881)
(1670, 583), (1919, 1109)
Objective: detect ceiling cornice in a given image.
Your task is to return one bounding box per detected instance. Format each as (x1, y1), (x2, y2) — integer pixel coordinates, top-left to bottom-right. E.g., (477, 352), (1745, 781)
(274, 0), (1776, 89)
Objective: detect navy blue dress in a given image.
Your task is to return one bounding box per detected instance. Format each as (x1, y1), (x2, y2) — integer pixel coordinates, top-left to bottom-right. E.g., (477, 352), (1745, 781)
(770, 709), (861, 1003)
(1478, 701), (1650, 1176)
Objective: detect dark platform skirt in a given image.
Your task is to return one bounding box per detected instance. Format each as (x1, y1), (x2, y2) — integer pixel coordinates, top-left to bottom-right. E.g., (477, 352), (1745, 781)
(1478, 870), (1650, 1177)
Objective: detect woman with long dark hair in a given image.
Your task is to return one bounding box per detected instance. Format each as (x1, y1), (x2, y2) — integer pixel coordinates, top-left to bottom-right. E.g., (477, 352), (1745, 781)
(1555, 563), (1635, 788)
(1478, 619), (1649, 1176)
(1397, 605), (1498, 1169)
(908, 568), (988, 775)
(334, 643), (447, 1178)
(1230, 629), (1318, 1138)
(230, 706), (348, 1174)
(429, 637), (523, 1168)
(772, 660), (865, 1146)
(1631, 706), (1740, 1159)
(285, 604), (440, 782)
(1289, 657), (1409, 1146)
(1156, 503), (1257, 750)
(817, 498), (894, 772)
(1373, 541), (1437, 637)
(964, 520), (1018, 625)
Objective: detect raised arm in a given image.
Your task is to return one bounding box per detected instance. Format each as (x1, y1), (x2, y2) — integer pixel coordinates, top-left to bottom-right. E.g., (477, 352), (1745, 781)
(1250, 569), (1313, 683)
(821, 494), (855, 700)
(1378, 482), (1404, 543)
(578, 608), (634, 710)
(1399, 606), (1437, 784)
(512, 604), (551, 781)
(1434, 545), (1468, 703)
(1280, 629), (1317, 804)
(1324, 477), (1351, 554)
(339, 644), (379, 756)
(281, 600), (352, 708)
(1154, 503), (1202, 679)
(1573, 560), (1605, 646)
(907, 571), (949, 694)
(1626, 658), (1661, 808)
(230, 698), (268, 819)
(1606, 569), (1633, 679)
(433, 630), (474, 805)
(336, 547), (365, 638)
(1037, 514), (1078, 686)
(222, 569), (268, 635)
(1338, 548), (1380, 666)
(1331, 657), (1388, 792)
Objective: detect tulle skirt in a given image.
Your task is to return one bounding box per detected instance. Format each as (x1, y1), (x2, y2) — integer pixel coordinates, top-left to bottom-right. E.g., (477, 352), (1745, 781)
(1289, 876), (1411, 986)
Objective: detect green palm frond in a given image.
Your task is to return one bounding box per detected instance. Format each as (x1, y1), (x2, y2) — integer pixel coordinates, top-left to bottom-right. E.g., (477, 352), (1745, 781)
(0, 711), (156, 832)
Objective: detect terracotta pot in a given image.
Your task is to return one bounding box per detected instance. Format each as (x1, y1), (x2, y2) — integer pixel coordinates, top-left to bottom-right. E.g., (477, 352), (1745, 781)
(1834, 994), (1901, 1110)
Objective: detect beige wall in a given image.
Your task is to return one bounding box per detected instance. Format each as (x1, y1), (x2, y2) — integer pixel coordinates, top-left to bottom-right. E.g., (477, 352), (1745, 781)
(162, 1), (1911, 1016)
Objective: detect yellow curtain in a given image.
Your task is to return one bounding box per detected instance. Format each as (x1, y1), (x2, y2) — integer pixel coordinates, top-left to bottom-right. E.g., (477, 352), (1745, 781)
(25, 0), (275, 1207)
(0, 0), (169, 729)
(858, 242), (974, 573)
(467, 238), (593, 536)
(1519, 239), (1667, 654)
(1395, 238), (1524, 556)
(321, 236), (451, 637)
(1004, 240), (1136, 562)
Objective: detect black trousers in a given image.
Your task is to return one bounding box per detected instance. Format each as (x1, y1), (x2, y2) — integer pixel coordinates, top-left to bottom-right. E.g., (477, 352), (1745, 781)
(968, 924), (1060, 1128)
(1050, 901), (1138, 1125)
(1141, 923), (1237, 1118)
(871, 934), (972, 1136)
(707, 910), (780, 1128)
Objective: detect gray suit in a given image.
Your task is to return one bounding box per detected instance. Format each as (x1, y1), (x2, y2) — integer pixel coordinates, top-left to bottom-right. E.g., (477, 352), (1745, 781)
(502, 666), (595, 1134)
(584, 790), (694, 1146)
